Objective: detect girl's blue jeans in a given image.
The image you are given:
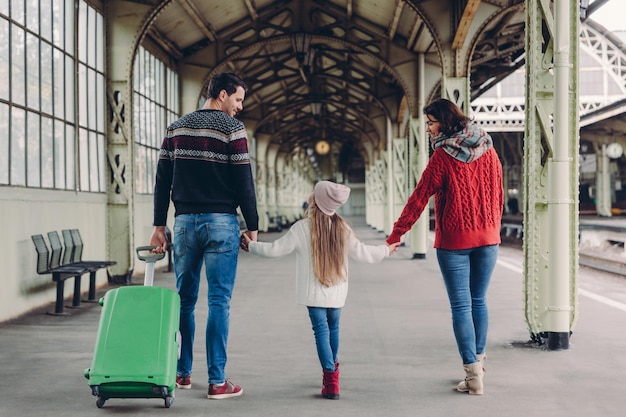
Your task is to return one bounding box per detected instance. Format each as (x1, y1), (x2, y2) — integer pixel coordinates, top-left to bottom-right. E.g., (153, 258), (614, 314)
(436, 244), (498, 365)
(307, 306), (342, 371)
(173, 213), (240, 385)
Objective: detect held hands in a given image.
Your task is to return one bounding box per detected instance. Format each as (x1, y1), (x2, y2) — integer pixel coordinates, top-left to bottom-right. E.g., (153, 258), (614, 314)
(239, 230), (257, 252)
(387, 242), (401, 255)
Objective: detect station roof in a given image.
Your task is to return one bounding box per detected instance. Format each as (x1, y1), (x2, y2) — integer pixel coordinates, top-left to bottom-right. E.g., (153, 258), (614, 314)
(132, 0), (625, 177)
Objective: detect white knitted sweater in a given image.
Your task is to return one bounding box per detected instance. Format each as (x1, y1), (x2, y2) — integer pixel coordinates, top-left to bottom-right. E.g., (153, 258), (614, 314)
(248, 219), (389, 308)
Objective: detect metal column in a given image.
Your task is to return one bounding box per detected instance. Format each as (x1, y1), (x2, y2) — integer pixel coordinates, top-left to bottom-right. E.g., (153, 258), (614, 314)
(523, 0), (579, 350)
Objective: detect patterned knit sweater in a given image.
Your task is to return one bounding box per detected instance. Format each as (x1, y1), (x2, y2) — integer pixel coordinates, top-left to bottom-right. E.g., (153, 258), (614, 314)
(386, 147), (503, 250)
(153, 109), (259, 231)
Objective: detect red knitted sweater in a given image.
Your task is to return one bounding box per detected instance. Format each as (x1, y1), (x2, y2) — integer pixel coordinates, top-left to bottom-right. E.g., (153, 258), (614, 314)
(386, 148), (503, 250)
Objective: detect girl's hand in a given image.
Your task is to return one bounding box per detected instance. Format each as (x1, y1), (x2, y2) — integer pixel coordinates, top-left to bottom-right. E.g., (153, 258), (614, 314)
(387, 242), (401, 255)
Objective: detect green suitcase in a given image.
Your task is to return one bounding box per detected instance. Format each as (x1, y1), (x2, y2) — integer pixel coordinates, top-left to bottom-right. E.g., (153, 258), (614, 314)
(84, 248), (180, 408)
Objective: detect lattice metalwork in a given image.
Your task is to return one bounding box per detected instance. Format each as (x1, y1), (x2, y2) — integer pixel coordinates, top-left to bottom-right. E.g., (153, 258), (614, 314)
(523, 0), (579, 343)
(473, 20), (626, 131)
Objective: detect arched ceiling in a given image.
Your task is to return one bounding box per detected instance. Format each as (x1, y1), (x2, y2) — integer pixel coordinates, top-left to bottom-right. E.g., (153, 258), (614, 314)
(136, 0), (527, 178)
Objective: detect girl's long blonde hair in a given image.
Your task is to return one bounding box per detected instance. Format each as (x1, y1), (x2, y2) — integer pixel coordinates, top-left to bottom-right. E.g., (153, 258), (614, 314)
(305, 193), (350, 287)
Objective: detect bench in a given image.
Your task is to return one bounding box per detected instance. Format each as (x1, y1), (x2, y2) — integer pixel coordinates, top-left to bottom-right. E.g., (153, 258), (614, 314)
(58, 229), (116, 301)
(31, 234), (91, 316)
(31, 230), (117, 315)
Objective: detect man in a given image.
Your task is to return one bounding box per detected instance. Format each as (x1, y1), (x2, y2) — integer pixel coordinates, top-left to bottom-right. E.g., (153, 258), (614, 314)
(150, 72), (258, 400)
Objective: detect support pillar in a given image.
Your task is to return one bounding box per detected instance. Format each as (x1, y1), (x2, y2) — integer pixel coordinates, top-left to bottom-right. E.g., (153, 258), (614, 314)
(595, 144), (612, 217)
(104, 1), (150, 282)
(255, 134), (270, 232)
(409, 53), (429, 258)
(524, 0), (579, 349)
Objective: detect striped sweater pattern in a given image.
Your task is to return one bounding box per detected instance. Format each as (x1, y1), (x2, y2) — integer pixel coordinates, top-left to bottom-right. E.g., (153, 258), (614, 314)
(153, 109), (258, 231)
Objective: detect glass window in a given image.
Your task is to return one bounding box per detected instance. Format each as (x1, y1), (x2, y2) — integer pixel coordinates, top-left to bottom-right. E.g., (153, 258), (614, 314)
(54, 120), (66, 189)
(52, 0), (64, 48)
(3, 0), (103, 191)
(27, 112), (41, 187)
(11, 25), (25, 106)
(26, 33), (40, 111)
(98, 133), (106, 191)
(78, 127), (89, 191)
(41, 116), (54, 188)
(133, 46), (179, 194)
(26, 0), (39, 34)
(53, 48), (65, 118)
(39, 0), (52, 41)
(65, 124), (76, 189)
(65, 55), (75, 123)
(89, 131), (99, 191)
(0, 103), (8, 184)
(11, 107), (26, 186)
(0, 18), (10, 100)
(11, 0), (25, 26)
(65, 0), (74, 52)
(41, 41), (53, 115)
(77, 1), (87, 63)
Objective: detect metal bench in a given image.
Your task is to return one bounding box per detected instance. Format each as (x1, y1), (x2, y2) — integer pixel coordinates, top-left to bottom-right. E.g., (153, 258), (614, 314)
(60, 229), (116, 301)
(31, 234), (91, 316)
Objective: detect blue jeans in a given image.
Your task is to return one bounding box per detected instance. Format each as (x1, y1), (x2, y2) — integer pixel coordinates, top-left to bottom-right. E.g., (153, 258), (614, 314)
(436, 245), (498, 365)
(173, 213), (239, 385)
(307, 307), (342, 371)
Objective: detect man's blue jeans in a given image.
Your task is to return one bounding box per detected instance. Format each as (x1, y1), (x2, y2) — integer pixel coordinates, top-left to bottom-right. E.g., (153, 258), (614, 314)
(173, 213), (239, 385)
(307, 307), (342, 371)
(436, 244), (498, 365)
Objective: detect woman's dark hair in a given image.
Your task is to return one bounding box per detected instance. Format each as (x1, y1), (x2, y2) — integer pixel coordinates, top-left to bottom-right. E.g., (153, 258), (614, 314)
(423, 98), (471, 136)
(207, 72), (248, 99)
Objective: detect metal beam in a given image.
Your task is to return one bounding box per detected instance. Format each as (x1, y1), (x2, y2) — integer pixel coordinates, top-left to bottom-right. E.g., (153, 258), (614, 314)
(452, 0), (481, 50)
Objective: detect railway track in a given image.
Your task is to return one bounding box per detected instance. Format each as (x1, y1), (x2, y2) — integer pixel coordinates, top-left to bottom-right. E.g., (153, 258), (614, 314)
(500, 239), (626, 277)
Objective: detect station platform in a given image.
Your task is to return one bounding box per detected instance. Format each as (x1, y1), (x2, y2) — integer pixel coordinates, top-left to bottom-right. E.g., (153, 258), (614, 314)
(1, 217), (625, 417)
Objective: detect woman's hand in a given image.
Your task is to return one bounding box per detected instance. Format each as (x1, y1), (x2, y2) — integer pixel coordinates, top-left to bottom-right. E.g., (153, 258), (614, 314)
(387, 242), (401, 255)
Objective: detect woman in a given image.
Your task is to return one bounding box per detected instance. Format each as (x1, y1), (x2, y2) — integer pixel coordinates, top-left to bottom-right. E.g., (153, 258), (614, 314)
(386, 98), (503, 395)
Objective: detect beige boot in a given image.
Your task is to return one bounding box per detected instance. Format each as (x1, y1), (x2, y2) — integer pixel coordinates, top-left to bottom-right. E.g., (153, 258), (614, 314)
(456, 362), (484, 395)
(477, 353), (486, 372)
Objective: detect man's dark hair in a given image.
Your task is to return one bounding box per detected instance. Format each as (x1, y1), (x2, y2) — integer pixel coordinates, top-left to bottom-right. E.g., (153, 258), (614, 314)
(207, 72), (248, 99)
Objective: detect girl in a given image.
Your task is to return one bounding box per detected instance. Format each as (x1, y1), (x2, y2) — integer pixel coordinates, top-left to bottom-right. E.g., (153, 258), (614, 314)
(240, 181), (399, 399)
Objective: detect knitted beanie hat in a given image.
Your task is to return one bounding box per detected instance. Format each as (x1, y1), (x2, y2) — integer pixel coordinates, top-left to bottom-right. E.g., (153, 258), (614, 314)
(314, 181), (351, 216)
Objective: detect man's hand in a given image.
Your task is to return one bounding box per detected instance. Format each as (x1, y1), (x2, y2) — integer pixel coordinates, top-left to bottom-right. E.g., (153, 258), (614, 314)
(239, 230), (257, 252)
(150, 226), (169, 253)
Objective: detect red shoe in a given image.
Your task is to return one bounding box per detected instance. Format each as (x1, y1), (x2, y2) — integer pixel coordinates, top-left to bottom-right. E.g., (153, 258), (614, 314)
(207, 379), (243, 399)
(176, 375), (192, 389)
(321, 365), (340, 400)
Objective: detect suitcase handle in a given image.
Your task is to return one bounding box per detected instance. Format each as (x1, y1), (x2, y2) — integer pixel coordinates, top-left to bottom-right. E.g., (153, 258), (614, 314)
(136, 246), (166, 263)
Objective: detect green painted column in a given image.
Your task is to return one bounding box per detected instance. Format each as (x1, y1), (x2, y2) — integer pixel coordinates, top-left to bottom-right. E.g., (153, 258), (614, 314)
(104, 0), (150, 282)
(523, 0), (579, 350)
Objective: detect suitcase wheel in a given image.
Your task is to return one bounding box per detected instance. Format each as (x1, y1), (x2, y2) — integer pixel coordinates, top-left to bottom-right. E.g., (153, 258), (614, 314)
(96, 397), (106, 408)
(165, 396), (174, 408)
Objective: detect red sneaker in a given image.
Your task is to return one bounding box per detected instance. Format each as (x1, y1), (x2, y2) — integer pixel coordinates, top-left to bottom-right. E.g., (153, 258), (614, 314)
(176, 375), (192, 389)
(207, 379), (243, 399)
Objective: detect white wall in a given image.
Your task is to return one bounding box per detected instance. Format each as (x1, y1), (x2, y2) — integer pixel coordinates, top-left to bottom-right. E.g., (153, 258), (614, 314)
(0, 187), (109, 322)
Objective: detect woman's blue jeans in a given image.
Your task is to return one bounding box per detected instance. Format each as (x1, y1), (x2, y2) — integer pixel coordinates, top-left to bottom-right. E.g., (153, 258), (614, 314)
(173, 213), (239, 385)
(307, 307), (342, 371)
(436, 244), (498, 365)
